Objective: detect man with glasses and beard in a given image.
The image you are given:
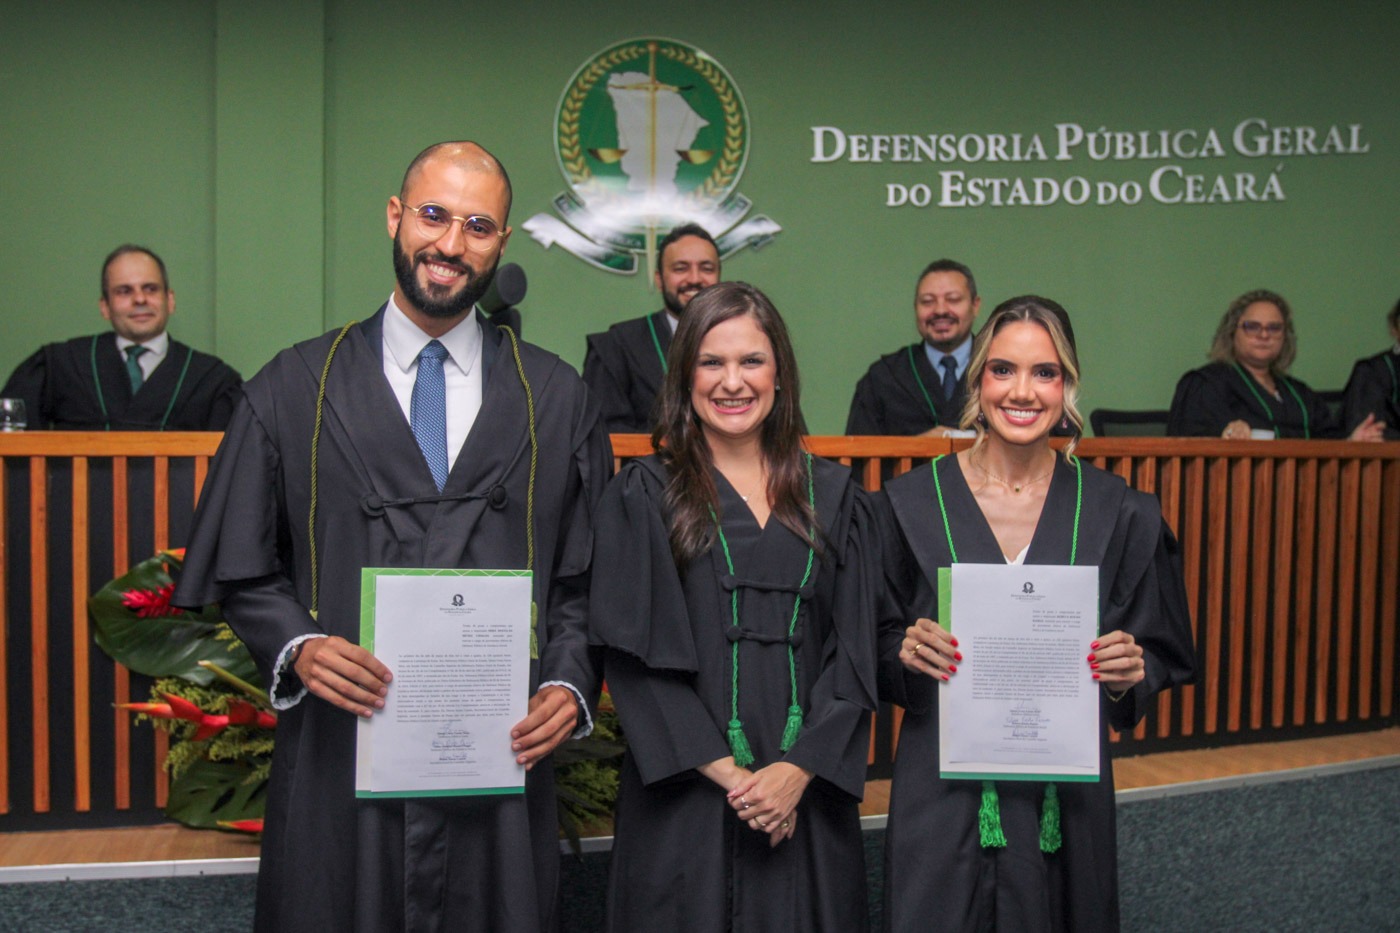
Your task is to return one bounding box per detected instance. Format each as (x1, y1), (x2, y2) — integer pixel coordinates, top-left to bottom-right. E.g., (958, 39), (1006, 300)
(175, 141), (612, 932)
(846, 258), (983, 437)
(582, 222), (721, 432)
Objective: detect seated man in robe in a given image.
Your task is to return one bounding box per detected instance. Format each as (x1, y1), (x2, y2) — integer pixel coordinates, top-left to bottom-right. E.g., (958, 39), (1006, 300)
(582, 223), (721, 433)
(1341, 298), (1400, 440)
(2, 245), (242, 430)
(846, 258), (982, 436)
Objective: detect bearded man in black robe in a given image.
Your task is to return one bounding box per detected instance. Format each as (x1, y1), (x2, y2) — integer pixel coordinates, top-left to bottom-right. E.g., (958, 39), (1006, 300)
(175, 142), (611, 932)
(582, 223), (721, 433)
(845, 258), (982, 437)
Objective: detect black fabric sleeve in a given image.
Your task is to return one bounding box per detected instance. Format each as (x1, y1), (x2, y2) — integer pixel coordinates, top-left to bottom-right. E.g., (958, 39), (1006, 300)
(1101, 491), (1197, 731)
(581, 333), (643, 434)
(1167, 368), (1229, 437)
(871, 490), (936, 715)
(845, 369), (883, 435)
(781, 487), (878, 800)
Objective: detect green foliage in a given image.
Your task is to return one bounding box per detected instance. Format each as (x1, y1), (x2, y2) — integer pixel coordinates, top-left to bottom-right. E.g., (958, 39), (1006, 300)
(164, 757), (268, 830)
(89, 551), (258, 687)
(555, 693), (626, 854)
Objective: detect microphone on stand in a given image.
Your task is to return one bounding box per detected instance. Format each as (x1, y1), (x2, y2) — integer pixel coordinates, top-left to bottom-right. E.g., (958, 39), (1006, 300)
(480, 263), (527, 336)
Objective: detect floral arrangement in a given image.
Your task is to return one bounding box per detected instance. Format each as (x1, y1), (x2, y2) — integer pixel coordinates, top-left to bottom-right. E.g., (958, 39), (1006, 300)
(91, 550), (624, 843)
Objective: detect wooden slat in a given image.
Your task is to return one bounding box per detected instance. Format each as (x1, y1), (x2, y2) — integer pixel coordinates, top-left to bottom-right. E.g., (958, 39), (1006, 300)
(71, 458), (91, 812)
(1248, 460), (1273, 730)
(0, 455), (9, 813)
(1155, 456), (1182, 738)
(1313, 460), (1340, 723)
(29, 457), (50, 813)
(1179, 457), (1205, 736)
(112, 457), (131, 810)
(1204, 458), (1228, 734)
(1270, 459), (1296, 728)
(193, 455), (209, 507)
(1226, 457), (1251, 732)
(1292, 460), (1318, 726)
(1333, 460), (1360, 722)
(1356, 460), (1381, 719)
(863, 458), (881, 492)
(1380, 460), (1400, 718)
(153, 458), (171, 807)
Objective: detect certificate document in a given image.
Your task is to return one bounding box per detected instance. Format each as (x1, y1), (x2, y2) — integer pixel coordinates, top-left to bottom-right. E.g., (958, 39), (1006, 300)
(938, 563), (1100, 782)
(355, 568), (531, 798)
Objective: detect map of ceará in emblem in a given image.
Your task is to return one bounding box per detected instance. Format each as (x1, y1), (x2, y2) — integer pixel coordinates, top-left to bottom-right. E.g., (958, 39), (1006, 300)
(523, 37), (781, 277)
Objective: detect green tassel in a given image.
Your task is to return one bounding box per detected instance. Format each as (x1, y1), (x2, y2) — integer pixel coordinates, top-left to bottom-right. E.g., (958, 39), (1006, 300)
(779, 704), (804, 752)
(1039, 782), (1062, 854)
(529, 602), (539, 660)
(978, 780), (1007, 848)
(727, 718), (754, 768)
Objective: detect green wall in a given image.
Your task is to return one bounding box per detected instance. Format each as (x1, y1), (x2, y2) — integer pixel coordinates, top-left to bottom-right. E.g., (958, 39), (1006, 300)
(4, 1), (1396, 432)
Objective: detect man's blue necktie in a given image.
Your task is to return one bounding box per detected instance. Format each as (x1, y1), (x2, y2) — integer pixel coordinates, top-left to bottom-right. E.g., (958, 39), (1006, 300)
(125, 345), (147, 394)
(411, 340), (449, 491)
(940, 355), (959, 405)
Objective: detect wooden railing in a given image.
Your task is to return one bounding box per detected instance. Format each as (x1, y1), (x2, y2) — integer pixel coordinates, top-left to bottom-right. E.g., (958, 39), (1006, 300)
(2, 433), (1396, 828)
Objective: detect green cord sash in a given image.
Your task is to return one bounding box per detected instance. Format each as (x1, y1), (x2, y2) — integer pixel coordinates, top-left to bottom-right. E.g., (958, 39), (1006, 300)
(308, 321), (542, 655)
(906, 344), (941, 423)
(711, 452), (816, 767)
(89, 335), (194, 431)
(1232, 362), (1310, 438)
(646, 313), (669, 375)
(930, 452), (1082, 853)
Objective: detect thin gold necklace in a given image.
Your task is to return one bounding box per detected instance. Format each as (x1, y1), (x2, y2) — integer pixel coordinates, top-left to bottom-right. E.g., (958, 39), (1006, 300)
(975, 452), (1054, 494)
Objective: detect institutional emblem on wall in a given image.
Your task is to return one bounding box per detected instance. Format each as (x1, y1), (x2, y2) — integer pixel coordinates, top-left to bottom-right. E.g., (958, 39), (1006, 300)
(523, 37), (781, 277)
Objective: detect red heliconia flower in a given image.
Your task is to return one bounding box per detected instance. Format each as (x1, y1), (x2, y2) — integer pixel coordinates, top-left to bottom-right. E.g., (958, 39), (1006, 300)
(120, 583), (183, 619)
(218, 819), (264, 834)
(227, 700), (277, 730)
(163, 692), (230, 741)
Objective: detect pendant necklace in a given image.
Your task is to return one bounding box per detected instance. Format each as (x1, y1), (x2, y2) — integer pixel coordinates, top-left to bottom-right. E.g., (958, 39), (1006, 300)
(974, 451), (1054, 494)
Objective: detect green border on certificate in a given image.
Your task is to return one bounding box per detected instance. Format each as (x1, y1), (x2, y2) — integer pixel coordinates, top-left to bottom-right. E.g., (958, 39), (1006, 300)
(356, 567), (533, 800)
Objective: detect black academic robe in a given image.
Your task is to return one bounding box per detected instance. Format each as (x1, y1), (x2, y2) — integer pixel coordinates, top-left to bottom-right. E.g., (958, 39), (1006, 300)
(582, 310), (671, 434)
(1167, 361), (1341, 439)
(876, 455), (1196, 933)
(1, 332), (242, 430)
(173, 308), (612, 933)
(1341, 349), (1400, 439)
(846, 343), (968, 435)
(589, 454), (877, 932)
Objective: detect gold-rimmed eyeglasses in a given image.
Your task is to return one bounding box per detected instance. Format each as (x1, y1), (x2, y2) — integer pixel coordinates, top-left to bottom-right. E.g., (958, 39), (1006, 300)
(402, 202), (507, 251)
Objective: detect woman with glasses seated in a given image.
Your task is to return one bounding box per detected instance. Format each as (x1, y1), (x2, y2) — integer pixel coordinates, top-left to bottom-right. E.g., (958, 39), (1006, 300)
(588, 282), (878, 931)
(1167, 289), (1386, 440)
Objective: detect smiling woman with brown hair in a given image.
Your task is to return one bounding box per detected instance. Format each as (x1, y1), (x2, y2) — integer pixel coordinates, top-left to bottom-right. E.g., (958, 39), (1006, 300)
(589, 281), (878, 931)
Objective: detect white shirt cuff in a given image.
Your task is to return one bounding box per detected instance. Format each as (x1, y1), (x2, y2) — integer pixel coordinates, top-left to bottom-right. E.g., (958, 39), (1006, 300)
(540, 680), (593, 738)
(270, 634), (327, 710)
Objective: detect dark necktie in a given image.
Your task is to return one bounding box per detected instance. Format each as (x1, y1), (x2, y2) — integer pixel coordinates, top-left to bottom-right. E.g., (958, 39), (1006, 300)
(125, 345), (147, 394)
(411, 341), (450, 491)
(940, 355), (959, 405)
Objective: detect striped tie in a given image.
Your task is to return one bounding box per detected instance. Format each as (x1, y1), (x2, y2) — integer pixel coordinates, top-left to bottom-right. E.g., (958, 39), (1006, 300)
(411, 340), (449, 491)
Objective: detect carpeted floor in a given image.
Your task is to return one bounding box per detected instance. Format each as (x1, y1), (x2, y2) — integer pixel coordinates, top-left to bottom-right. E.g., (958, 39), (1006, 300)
(2, 765), (1395, 931)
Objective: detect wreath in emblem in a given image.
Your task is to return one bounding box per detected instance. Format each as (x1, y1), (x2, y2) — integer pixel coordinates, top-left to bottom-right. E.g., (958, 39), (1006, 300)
(557, 39), (746, 207)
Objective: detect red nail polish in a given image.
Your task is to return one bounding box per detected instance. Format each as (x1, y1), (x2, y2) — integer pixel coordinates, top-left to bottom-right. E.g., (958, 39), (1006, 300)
(1087, 653), (1096, 662)
(1090, 662), (1099, 670)
(1091, 641), (1100, 650)
(950, 637), (959, 647)
(941, 673), (950, 681)
(1092, 673), (1100, 680)
(954, 651), (963, 661)
(949, 664), (958, 673)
